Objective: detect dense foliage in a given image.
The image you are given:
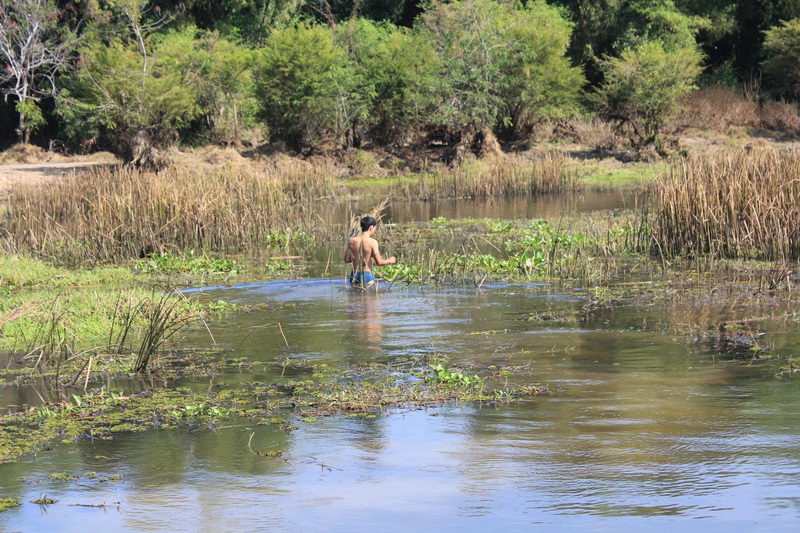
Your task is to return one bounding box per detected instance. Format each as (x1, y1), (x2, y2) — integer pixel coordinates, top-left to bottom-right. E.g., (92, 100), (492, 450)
(593, 40), (703, 152)
(0, 0), (798, 156)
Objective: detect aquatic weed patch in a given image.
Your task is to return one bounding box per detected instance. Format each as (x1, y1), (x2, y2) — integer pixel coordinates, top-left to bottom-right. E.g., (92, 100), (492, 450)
(0, 361), (546, 463)
(0, 498), (21, 512)
(134, 251), (241, 274)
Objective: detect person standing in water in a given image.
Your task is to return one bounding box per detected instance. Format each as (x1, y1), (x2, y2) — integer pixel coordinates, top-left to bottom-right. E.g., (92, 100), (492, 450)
(344, 216), (396, 286)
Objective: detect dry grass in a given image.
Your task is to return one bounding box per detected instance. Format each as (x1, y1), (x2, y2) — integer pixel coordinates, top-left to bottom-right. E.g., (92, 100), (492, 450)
(675, 86), (761, 131)
(531, 119), (622, 152)
(391, 152), (574, 200)
(675, 86), (800, 136)
(1, 160), (337, 264)
(0, 144), (68, 164)
(651, 148), (800, 260)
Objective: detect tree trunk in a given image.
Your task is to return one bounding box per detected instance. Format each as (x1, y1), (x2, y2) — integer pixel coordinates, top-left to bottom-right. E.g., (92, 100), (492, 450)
(232, 100), (240, 147)
(17, 111), (25, 144)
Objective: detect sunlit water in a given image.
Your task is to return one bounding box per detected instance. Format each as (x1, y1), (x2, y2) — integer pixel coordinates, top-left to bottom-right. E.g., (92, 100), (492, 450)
(2, 278), (799, 531)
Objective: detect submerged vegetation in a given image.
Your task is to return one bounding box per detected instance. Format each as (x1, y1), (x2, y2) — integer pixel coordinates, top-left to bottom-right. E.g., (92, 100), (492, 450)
(0, 359), (546, 463)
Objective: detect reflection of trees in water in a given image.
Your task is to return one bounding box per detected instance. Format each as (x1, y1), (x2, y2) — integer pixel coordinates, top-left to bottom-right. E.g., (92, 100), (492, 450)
(443, 326), (784, 514)
(341, 415), (389, 457)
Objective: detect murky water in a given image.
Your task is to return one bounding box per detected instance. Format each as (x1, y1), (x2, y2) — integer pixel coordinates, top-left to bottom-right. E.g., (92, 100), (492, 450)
(2, 277), (799, 531)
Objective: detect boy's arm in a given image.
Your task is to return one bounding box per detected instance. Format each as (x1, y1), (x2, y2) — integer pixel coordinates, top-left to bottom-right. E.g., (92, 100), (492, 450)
(370, 239), (396, 266)
(344, 240), (352, 263)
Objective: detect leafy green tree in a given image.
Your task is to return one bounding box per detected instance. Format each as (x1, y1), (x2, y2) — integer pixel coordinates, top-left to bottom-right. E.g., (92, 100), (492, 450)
(553, 0), (699, 82)
(155, 0), (304, 43)
(302, 0), (422, 26)
(496, 1), (585, 138)
(254, 22), (368, 150)
(763, 18), (800, 98)
(417, 0), (507, 142)
(155, 28), (257, 145)
(592, 40), (703, 152)
(338, 18), (441, 144)
(418, 0), (583, 148)
(58, 1), (201, 169)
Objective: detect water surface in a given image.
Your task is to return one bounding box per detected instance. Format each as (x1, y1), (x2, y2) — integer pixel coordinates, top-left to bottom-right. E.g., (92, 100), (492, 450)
(2, 278), (799, 531)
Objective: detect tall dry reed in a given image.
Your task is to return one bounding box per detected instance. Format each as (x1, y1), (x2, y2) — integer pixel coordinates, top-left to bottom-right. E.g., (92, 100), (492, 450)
(651, 148), (800, 260)
(1, 160), (336, 263)
(391, 153), (574, 200)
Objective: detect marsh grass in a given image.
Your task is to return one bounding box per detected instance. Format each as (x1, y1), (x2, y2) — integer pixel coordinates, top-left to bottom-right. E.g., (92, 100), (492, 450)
(651, 149), (800, 260)
(1, 162), (336, 264)
(382, 153), (574, 200)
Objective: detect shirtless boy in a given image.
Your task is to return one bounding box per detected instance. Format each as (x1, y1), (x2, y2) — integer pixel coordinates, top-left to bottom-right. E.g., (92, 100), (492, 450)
(344, 216), (396, 285)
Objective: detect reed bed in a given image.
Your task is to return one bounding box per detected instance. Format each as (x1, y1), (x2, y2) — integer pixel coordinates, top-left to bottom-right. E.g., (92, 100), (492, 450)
(389, 153), (574, 200)
(1, 161), (336, 264)
(652, 148), (800, 260)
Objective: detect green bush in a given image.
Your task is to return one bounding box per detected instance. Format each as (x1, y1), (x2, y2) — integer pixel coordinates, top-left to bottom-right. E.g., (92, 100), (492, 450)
(155, 28), (258, 146)
(417, 0), (509, 138)
(254, 23), (369, 150)
(58, 38), (198, 165)
(496, 0), (585, 137)
(417, 0), (583, 144)
(763, 18), (800, 99)
(338, 18), (442, 145)
(592, 40), (703, 152)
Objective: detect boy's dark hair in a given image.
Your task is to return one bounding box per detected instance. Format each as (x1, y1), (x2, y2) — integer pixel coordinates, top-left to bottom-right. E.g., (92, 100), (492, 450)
(360, 216), (377, 232)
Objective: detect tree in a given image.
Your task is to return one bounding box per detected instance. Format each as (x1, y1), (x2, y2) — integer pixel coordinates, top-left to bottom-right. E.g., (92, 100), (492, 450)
(417, 0), (508, 146)
(0, 0), (75, 144)
(253, 23), (368, 150)
(495, 1), (585, 138)
(552, 0), (699, 83)
(418, 0), (583, 152)
(155, 28), (258, 146)
(763, 18), (800, 98)
(338, 18), (441, 145)
(58, 1), (198, 169)
(592, 40), (703, 154)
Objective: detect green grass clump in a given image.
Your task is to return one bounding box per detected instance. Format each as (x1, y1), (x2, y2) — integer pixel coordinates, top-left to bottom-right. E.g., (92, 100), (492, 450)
(0, 254), (134, 290)
(0, 288), (151, 353)
(48, 472), (79, 481)
(30, 497), (57, 505)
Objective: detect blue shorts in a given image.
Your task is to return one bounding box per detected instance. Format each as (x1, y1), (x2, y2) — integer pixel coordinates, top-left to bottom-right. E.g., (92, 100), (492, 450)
(349, 271), (375, 285)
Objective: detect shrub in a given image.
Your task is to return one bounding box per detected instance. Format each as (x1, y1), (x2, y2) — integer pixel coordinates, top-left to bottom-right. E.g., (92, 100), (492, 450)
(155, 28), (258, 146)
(58, 38), (198, 169)
(673, 85), (760, 131)
(338, 18), (441, 145)
(593, 40), (703, 153)
(417, 0), (583, 147)
(763, 18), (800, 99)
(254, 23), (368, 150)
(496, 0), (585, 138)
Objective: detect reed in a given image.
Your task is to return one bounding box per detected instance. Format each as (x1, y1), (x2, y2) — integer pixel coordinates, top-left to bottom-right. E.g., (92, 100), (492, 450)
(651, 148), (800, 260)
(1, 161), (336, 264)
(387, 153), (574, 200)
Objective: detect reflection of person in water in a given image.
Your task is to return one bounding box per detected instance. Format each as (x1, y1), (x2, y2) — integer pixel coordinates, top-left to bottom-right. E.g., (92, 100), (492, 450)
(349, 291), (384, 351)
(344, 216), (396, 287)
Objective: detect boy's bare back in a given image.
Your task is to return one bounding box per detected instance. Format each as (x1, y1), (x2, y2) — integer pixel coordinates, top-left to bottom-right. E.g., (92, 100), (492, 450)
(344, 220), (395, 273)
